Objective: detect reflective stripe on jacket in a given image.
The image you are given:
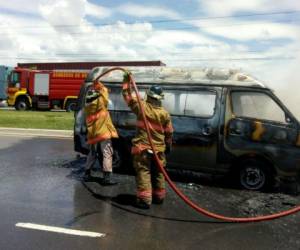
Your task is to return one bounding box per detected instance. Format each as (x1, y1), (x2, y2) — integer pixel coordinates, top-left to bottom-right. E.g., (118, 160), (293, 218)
(85, 83), (118, 144)
(122, 81), (173, 154)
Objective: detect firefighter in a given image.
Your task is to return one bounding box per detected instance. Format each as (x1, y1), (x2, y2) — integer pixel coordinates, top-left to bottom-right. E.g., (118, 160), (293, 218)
(84, 82), (118, 185)
(122, 71), (173, 209)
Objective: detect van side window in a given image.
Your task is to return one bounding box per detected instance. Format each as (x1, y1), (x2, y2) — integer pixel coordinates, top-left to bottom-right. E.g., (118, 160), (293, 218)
(110, 89), (146, 111)
(231, 91), (286, 123)
(184, 91), (216, 117)
(109, 91), (125, 111)
(162, 91), (186, 115)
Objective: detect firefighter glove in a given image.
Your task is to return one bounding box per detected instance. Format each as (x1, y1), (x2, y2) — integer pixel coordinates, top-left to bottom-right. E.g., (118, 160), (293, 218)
(123, 70), (131, 83)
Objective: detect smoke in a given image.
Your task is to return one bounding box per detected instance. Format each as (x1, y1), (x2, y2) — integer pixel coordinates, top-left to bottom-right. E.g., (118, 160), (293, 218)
(270, 52), (300, 121)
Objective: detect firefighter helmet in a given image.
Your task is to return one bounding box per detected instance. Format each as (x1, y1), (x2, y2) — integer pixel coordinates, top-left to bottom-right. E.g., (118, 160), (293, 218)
(86, 89), (100, 103)
(146, 85), (164, 100)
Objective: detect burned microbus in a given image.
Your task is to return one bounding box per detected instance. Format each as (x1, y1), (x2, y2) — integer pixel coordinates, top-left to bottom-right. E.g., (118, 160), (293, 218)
(74, 67), (300, 192)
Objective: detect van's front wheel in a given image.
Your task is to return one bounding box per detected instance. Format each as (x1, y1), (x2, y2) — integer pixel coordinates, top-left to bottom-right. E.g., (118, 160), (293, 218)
(239, 159), (274, 191)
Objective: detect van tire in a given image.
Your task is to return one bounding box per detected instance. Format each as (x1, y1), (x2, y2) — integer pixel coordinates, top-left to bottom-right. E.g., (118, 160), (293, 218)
(238, 159), (274, 191)
(66, 100), (77, 112)
(15, 97), (29, 111)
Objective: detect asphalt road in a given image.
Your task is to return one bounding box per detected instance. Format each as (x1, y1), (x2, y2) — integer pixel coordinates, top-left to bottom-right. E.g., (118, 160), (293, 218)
(0, 134), (299, 250)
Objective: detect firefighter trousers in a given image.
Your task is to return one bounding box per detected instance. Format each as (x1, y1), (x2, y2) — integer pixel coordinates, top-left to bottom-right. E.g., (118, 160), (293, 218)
(133, 150), (166, 205)
(85, 139), (114, 173)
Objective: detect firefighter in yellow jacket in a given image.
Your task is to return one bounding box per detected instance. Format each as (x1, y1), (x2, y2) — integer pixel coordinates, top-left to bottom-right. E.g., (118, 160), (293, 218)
(122, 71), (173, 209)
(84, 82), (119, 185)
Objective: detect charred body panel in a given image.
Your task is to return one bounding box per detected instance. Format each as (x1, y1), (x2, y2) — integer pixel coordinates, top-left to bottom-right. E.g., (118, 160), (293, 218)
(222, 87), (300, 190)
(225, 119), (300, 172)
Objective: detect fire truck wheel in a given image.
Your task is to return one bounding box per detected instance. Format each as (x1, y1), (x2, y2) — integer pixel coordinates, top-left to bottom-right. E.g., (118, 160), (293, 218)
(66, 100), (77, 112)
(15, 97), (29, 111)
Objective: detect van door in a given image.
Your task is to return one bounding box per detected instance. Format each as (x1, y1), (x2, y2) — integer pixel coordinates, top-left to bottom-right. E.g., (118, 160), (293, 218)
(166, 88), (221, 173)
(224, 89), (298, 173)
(74, 82), (92, 154)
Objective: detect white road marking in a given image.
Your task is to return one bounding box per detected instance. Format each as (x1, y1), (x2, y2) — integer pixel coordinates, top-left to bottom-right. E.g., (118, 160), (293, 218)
(15, 223), (106, 238)
(0, 132), (72, 139)
(0, 127), (72, 133)
(0, 128), (73, 138)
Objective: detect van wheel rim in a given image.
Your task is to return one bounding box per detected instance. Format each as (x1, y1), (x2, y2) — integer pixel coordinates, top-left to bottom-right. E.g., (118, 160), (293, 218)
(18, 102), (27, 110)
(68, 103), (76, 111)
(241, 167), (265, 190)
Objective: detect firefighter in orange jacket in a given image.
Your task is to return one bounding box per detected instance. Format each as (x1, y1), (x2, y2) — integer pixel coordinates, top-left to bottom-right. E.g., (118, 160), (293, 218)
(122, 71), (173, 209)
(84, 82), (118, 185)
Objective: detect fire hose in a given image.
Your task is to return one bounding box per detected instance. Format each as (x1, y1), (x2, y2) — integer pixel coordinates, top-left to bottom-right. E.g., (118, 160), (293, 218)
(94, 67), (300, 222)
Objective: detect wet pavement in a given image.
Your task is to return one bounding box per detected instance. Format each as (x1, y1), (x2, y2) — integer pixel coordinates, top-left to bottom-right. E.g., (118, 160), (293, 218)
(0, 134), (299, 250)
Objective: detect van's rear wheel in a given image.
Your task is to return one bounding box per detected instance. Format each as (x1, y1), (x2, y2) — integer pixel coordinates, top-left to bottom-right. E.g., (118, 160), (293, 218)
(238, 159), (274, 191)
(15, 97), (29, 111)
(66, 100), (77, 112)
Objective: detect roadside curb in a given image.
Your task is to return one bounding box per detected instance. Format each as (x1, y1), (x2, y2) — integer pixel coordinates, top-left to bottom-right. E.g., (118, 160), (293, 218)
(0, 127), (73, 138)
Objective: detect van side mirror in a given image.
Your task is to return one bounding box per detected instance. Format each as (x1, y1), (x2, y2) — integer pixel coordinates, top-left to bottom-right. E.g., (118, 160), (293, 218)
(285, 114), (294, 125)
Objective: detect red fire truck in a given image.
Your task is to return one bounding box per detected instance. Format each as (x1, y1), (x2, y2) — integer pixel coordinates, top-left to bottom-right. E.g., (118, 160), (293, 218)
(7, 61), (166, 111)
(7, 67), (89, 111)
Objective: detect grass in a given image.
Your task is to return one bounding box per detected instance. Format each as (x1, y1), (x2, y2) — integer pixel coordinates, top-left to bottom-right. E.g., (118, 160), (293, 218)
(0, 110), (74, 130)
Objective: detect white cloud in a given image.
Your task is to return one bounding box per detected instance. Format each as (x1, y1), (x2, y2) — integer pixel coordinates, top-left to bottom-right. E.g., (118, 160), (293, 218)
(197, 20), (300, 41)
(0, 0), (41, 15)
(145, 30), (222, 48)
(85, 2), (112, 19)
(202, 0), (265, 16)
(39, 0), (86, 26)
(0, 14), (48, 65)
(198, 0), (300, 16)
(117, 3), (180, 19)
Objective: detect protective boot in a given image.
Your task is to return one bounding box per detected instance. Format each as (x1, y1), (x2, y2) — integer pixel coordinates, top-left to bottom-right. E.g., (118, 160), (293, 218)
(152, 188), (166, 205)
(102, 172), (118, 186)
(152, 196), (164, 205)
(83, 169), (92, 182)
(135, 198), (150, 209)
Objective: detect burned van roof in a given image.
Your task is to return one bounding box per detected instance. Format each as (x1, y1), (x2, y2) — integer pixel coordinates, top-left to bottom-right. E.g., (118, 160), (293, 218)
(88, 66), (266, 88)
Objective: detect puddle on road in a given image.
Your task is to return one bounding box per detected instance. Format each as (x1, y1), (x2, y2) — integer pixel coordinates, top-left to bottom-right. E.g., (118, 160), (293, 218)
(34, 155), (89, 181)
